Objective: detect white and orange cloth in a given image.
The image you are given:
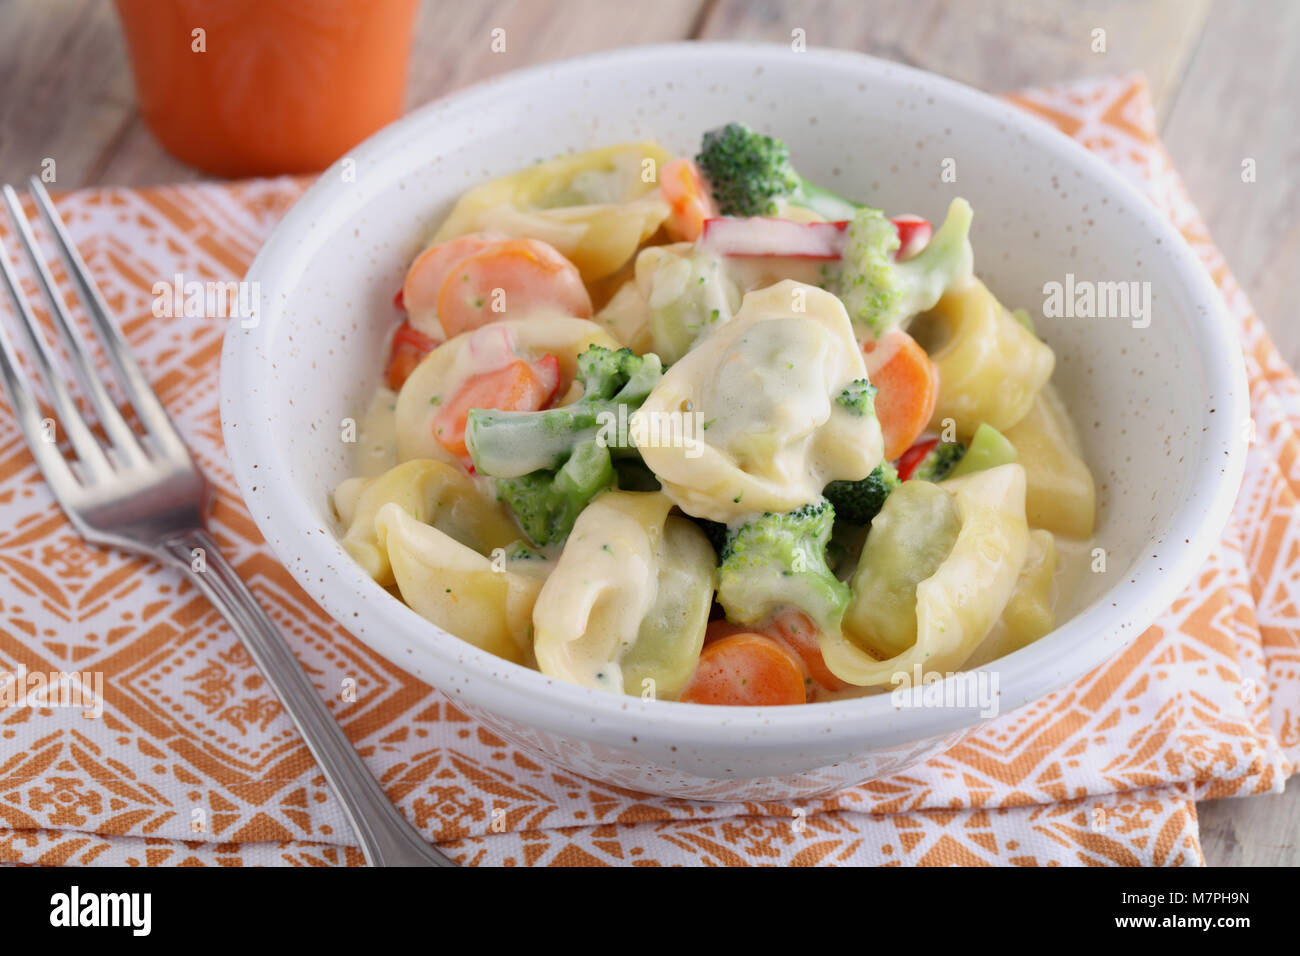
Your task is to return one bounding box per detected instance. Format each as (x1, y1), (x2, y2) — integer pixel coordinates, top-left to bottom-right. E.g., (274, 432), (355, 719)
(0, 75), (1295, 866)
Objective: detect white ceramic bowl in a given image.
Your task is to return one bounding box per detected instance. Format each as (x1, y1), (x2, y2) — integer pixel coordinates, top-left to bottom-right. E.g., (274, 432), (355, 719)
(220, 43), (1247, 800)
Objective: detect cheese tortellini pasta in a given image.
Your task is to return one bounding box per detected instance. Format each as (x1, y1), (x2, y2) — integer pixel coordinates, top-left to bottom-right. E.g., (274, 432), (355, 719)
(824, 464), (1031, 687)
(532, 492), (715, 698)
(632, 281), (884, 523)
(998, 528), (1058, 651)
(634, 243), (740, 364)
(1003, 385), (1096, 538)
(335, 127), (1099, 705)
(393, 316), (618, 465)
(375, 503), (547, 664)
(336, 459), (520, 586)
(914, 279), (1055, 437)
(433, 142), (673, 282)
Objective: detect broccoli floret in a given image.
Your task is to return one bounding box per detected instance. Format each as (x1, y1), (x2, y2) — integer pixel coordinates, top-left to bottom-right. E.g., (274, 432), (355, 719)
(836, 379), (877, 417)
(823, 461), (899, 525)
(492, 440), (614, 547)
(696, 123), (859, 220)
(466, 345), (663, 545)
(836, 198), (974, 338)
(716, 499), (850, 632)
(910, 441), (966, 482)
(503, 540), (547, 563)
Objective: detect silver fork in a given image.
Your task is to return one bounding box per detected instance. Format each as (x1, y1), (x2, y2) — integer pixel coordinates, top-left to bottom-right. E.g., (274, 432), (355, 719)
(0, 178), (454, 867)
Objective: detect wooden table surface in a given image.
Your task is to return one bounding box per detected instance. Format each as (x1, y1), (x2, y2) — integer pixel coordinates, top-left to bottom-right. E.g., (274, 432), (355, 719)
(0, 0), (1295, 866)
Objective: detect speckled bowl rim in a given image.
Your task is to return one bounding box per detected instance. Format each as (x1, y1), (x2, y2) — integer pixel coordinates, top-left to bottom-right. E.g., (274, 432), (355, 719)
(220, 42), (1247, 755)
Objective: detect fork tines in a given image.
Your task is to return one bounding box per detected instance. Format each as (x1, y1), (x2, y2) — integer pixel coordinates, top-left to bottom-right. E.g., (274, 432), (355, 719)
(0, 178), (189, 490)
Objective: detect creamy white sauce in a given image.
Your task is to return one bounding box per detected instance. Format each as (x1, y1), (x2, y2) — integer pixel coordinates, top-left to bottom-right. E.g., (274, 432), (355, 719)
(354, 387), (400, 479)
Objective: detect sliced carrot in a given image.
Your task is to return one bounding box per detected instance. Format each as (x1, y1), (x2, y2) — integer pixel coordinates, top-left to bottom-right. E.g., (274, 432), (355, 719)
(402, 233), (504, 334)
(767, 610), (845, 693)
(705, 611), (840, 694)
(862, 328), (938, 461)
(678, 634), (806, 706)
(436, 237), (592, 338)
(433, 353), (560, 458)
(384, 321), (441, 391)
(704, 618), (751, 645)
(660, 158), (714, 242)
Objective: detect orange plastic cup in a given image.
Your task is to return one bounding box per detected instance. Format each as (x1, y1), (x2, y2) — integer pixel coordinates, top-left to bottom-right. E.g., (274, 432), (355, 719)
(114, 0), (418, 177)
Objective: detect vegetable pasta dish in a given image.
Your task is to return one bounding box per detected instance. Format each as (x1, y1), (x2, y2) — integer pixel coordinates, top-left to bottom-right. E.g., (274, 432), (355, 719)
(332, 123), (1096, 706)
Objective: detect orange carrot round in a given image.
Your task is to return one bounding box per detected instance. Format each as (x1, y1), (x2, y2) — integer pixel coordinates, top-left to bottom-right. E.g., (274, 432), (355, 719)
(863, 328), (938, 461)
(678, 634), (806, 706)
(433, 354), (560, 458)
(767, 610), (845, 693)
(704, 618), (752, 644)
(660, 158), (714, 242)
(436, 238), (591, 337)
(402, 233), (504, 332)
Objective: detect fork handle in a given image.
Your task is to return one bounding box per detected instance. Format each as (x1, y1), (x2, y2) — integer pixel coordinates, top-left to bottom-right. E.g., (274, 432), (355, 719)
(160, 528), (456, 867)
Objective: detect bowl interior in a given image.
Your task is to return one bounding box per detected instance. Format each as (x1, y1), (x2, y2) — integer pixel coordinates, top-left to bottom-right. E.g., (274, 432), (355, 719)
(222, 43), (1243, 746)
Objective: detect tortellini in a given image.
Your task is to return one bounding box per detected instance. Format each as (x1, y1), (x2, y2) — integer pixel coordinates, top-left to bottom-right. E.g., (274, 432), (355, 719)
(335, 459), (519, 586)
(964, 527), (1059, 668)
(594, 279), (653, 355)
(634, 243), (740, 364)
(632, 280), (885, 523)
(393, 316), (619, 465)
(433, 142), (673, 282)
(912, 279), (1054, 438)
(532, 491), (716, 698)
(1002, 385), (1096, 538)
(822, 464), (1031, 686)
(843, 480), (962, 660)
(374, 503), (547, 664)
(999, 528), (1058, 651)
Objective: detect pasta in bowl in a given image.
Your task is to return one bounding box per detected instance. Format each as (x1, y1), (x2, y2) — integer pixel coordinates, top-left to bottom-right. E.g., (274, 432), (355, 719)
(332, 123), (1100, 707)
(222, 44), (1246, 798)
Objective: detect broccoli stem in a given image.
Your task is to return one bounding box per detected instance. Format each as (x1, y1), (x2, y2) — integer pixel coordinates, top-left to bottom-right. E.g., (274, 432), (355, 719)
(899, 197), (973, 299)
(466, 347), (662, 478)
(696, 122), (860, 220)
(945, 424), (1016, 479)
(465, 345), (664, 547)
(794, 177), (860, 221)
(467, 404), (611, 478)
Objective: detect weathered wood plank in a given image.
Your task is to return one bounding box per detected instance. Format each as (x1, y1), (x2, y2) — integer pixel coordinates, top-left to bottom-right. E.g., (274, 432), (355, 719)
(1198, 776), (1300, 867)
(0, 0), (141, 188)
(698, 0), (1209, 116)
(1162, 0), (1300, 370)
(404, 0), (706, 104)
(1163, 0), (1300, 863)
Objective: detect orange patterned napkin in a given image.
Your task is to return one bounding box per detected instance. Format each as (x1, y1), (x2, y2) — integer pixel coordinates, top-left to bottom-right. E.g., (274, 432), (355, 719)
(0, 75), (1295, 867)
